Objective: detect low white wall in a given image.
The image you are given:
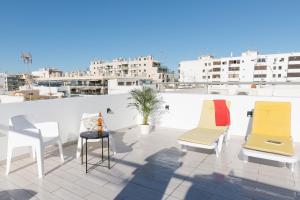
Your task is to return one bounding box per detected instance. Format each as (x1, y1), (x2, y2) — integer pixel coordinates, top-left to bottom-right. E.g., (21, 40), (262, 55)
(1, 92), (300, 162)
(0, 95), (24, 103)
(158, 93), (300, 142)
(0, 94), (138, 161)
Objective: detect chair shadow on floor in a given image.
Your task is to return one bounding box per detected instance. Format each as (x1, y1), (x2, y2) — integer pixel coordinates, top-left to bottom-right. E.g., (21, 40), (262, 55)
(0, 189), (37, 200)
(114, 147), (184, 200)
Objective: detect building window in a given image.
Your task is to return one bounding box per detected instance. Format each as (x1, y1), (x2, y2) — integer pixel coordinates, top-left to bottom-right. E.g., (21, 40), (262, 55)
(287, 73), (300, 77)
(213, 61), (221, 65)
(222, 61), (227, 65)
(118, 82), (124, 86)
(278, 66), (282, 70)
(254, 66), (267, 70)
(205, 63), (207, 66)
(228, 74), (239, 78)
(273, 66), (276, 70)
(229, 67), (240, 71)
(212, 74), (220, 78)
(257, 58), (266, 63)
(288, 64), (300, 69)
(279, 58), (284, 62)
(278, 74), (281, 78)
(229, 60), (240, 64)
(202, 69), (205, 72)
(273, 74), (276, 78)
(212, 68), (221, 72)
(253, 74), (267, 78)
(288, 56), (300, 61)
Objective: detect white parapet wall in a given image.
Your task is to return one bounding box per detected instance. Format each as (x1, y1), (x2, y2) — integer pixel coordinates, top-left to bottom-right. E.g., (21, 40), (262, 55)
(157, 93), (300, 142)
(1, 92), (300, 162)
(0, 94), (139, 161)
(0, 95), (24, 103)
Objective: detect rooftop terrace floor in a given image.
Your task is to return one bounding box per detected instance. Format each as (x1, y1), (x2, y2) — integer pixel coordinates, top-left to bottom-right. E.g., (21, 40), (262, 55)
(0, 127), (299, 200)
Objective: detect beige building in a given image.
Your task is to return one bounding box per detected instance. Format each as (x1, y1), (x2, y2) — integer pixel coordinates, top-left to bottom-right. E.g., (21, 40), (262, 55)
(90, 55), (173, 82)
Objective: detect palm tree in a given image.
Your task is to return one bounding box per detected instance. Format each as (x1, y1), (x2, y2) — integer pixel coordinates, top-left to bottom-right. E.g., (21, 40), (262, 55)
(128, 87), (162, 125)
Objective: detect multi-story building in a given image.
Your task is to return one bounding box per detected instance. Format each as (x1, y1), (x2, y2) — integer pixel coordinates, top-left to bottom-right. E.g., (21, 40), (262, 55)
(179, 50), (300, 83)
(32, 68), (63, 78)
(90, 55), (173, 83)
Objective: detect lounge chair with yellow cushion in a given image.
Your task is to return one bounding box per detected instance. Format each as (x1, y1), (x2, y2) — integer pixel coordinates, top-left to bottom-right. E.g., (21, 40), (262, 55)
(178, 100), (230, 157)
(243, 101), (298, 172)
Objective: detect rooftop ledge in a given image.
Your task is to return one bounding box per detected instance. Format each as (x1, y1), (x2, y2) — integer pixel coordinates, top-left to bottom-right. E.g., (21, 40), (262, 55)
(0, 93), (299, 199)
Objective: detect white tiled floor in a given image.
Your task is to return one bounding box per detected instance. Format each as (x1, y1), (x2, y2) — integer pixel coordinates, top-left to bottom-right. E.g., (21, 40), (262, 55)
(0, 127), (299, 200)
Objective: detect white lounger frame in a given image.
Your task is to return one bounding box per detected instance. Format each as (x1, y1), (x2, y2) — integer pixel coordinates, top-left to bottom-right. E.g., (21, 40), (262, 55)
(178, 130), (229, 158)
(242, 148), (297, 172)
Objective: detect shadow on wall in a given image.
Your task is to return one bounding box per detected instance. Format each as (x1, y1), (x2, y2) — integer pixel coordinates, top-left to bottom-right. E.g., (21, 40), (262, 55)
(115, 147), (183, 200)
(184, 171), (299, 200)
(0, 189), (37, 200)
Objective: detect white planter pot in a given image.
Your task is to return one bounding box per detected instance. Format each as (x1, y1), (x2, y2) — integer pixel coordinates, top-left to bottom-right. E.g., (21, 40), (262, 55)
(140, 124), (151, 135)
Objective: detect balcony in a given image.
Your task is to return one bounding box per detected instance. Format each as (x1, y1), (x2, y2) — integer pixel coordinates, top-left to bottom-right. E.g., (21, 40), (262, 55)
(0, 93), (299, 199)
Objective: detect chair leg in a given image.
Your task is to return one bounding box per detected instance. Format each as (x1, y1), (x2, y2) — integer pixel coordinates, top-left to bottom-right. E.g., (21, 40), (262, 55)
(243, 154), (248, 163)
(288, 162), (295, 173)
(76, 136), (82, 159)
(58, 141), (64, 162)
(36, 144), (44, 178)
(109, 134), (116, 155)
(6, 144), (13, 175)
(31, 146), (36, 160)
(216, 135), (224, 157)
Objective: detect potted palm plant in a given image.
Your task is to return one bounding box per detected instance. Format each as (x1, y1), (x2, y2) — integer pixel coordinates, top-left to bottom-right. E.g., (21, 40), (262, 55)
(128, 87), (162, 135)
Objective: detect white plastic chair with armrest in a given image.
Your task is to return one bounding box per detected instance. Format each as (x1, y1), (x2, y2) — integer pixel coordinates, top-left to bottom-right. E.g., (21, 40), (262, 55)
(76, 113), (116, 158)
(6, 115), (64, 178)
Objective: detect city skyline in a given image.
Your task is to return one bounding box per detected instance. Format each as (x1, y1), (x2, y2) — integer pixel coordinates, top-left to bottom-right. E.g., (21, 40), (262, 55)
(1, 0), (300, 72)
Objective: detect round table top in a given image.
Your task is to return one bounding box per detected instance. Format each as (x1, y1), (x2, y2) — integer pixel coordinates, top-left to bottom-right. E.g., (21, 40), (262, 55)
(80, 131), (109, 139)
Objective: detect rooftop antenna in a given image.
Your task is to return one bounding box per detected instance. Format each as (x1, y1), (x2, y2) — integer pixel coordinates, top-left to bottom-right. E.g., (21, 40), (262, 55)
(21, 52), (32, 91)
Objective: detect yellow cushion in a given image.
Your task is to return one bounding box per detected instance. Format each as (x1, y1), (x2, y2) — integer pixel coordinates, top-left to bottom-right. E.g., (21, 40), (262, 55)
(251, 101), (291, 138)
(244, 135), (294, 156)
(178, 128), (225, 145)
(197, 100), (230, 131)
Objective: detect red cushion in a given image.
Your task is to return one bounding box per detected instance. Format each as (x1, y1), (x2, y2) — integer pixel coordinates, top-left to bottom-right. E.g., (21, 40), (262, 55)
(213, 99), (230, 126)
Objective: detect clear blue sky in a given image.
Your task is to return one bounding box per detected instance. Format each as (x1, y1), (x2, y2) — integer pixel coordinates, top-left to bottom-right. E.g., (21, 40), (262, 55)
(1, 0), (300, 73)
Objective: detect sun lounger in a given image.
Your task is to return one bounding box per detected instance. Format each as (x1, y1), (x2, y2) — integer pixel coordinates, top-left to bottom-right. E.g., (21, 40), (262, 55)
(178, 100), (230, 157)
(243, 101), (297, 172)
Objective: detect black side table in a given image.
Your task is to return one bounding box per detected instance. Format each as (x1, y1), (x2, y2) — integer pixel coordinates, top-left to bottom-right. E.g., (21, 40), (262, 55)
(80, 131), (110, 173)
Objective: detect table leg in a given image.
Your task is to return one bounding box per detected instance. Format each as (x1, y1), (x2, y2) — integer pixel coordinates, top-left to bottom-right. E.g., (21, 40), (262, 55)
(81, 137), (83, 165)
(85, 138), (88, 173)
(101, 138), (104, 161)
(108, 136), (110, 169)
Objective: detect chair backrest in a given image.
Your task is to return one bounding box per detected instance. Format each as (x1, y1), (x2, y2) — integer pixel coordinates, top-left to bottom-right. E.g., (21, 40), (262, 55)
(79, 113), (98, 131)
(9, 115), (36, 130)
(197, 100), (230, 130)
(251, 101), (291, 138)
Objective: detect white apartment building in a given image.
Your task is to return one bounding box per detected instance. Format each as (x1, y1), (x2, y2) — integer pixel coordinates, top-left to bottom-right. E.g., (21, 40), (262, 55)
(179, 51), (300, 83)
(90, 55), (173, 83)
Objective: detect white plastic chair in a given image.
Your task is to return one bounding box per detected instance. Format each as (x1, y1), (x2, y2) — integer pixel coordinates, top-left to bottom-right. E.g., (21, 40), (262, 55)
(76, 113), (116, 158)
(6, 115), (64, 178)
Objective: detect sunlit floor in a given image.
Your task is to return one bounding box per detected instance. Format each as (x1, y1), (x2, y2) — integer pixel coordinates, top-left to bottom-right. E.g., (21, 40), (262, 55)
(0, 127), (299, 200)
